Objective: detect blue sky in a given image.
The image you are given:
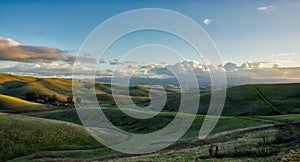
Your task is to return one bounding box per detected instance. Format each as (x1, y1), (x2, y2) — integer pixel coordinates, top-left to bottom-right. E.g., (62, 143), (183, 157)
(0, 0), (300, 75)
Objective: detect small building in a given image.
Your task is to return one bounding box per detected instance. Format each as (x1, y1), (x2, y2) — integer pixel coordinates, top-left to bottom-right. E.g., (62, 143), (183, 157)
(36, 99), (44, 103)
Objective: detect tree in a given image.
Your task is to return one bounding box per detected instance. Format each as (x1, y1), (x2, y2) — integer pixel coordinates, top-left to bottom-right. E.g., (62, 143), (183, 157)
(43, 94), (49, 103)
(52, 95), (57, 101)
(25, 92), (31, 100)
(67, 96), (74, 104)
(38, 94), (43, 100)
(25, 92), (38, 101)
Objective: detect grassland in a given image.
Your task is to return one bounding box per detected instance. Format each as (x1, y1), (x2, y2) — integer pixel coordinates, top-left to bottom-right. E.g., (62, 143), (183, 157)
(162, 84), (300, 116)
(0, 74), (300, 161)
(1, 74), (299, 115)
(39, 108), (276, 137)
(0, 113), (103, 161)
(110, 124), (300, 162)
(11, 114), (300, 161)
(0, 73), (154, 104)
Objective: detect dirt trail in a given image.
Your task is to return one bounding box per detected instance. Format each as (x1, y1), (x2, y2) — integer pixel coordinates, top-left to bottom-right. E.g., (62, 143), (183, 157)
(253, 85), (284, 115)
(89, 124), (284, 161)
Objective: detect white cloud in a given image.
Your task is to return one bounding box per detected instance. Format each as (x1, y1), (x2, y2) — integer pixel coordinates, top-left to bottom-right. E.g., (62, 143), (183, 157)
(272, 63), (283, 68)
(148, 60), (224, 78)
(272, 53), (289, 57)
(224, 61), (300, 79)
(203, 18), (212, 25)
(258, 6), (274, 12)
(272, 58), (296, 64)
(1, 58), (299, 80)
(224, 62), (238, 72)
(239, 61), (267, 69)
(272, 52), (296, 57)
(0, 62), (95, 76)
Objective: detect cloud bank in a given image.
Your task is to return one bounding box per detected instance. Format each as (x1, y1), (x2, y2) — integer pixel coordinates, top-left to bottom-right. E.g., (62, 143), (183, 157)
(144, 61), (300, 80)
(1, 59), (299, 81)
(0, 37), (75, 63)
(0, 38), (299, 81)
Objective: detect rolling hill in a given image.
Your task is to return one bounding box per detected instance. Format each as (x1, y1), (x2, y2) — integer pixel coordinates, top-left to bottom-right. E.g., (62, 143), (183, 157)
(0, 74), (300, 161)
(0, 94), (54, 112)
(0, 73), (154, 105)
(10, 111), (300, 161)
(0, 73), (36, 84)
(1, 74), (300, 116)
(0, 74), (73, 101)
(163, 84), (300, 116)
(0, 113), (102, 161)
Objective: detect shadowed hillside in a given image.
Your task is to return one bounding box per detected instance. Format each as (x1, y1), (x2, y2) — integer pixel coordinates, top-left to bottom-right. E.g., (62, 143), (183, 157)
(0, 113), (102, 161)
(161, 84), (300, 116)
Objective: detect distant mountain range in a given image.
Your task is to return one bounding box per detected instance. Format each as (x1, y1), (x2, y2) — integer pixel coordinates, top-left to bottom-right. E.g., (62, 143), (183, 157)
(95, 76), (300, 90)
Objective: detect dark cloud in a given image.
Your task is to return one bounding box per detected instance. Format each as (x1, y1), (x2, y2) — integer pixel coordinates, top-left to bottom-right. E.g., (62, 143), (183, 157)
(109, 61), (124, 65)
(0, 37), (93, 63)
(76, 56), (97, 63)
(99, 59), (107, 64)
(109, 60), (138, 65)
(124, 61), (136, 64)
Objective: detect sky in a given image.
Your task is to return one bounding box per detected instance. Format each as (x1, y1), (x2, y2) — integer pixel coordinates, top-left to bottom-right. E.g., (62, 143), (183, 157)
(0, 0), (300, 79)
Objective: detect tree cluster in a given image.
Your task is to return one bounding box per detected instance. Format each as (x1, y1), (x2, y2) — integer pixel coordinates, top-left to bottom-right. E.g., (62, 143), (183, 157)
(25, 92), (58, 103)
(25, 92), (75, 105)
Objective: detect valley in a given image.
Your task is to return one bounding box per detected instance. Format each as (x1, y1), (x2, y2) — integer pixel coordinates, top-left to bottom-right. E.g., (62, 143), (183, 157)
(0, 74), (299, 161)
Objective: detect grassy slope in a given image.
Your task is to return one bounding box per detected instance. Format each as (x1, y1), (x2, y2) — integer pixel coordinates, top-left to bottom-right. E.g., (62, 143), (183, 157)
(3, 106), (298, 161)
(113, 124), (300, 162)
(40, 108), (275, 139)
(254, 84), (300, 114)
(0, 113), (102, 161)
(2, 73), (299, 115)
(217, 85), (276, 116)
(12, 108), (277, 161)
(163, 84), (300, 116)
(0, 73), (154, 104)
(0, 74), (73, 100)
(1, 74), (300, 160)
(0, 74), (36, 84)
(13, 114), (300, 161)
(0, 94), (54, 112)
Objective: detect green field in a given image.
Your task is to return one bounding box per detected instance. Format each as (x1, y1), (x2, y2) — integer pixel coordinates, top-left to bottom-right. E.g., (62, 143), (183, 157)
(40, 108), (275, 137)
(9, 112), (300, 161)
(0, 113), (103, 161)
(0, 74), (299, 161)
